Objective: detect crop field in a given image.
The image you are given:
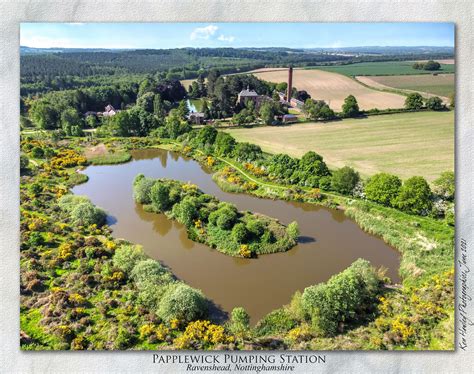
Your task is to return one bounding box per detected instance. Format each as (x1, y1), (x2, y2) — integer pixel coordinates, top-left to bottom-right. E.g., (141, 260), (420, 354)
(356, 74), (455, 98)
(310, 61), (455, 76)
(250, 68), (406, 112)
(225, 111), (454, 182)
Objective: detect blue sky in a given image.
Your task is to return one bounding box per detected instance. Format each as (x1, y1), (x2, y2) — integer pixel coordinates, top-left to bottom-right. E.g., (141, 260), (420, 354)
(20, 23), (454, 49)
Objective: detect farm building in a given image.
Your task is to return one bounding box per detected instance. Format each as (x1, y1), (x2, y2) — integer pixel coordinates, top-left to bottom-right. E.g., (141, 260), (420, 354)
(282, 114), (298, 123)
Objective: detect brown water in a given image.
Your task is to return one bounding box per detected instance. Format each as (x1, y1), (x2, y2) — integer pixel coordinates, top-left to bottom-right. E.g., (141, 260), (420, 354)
(72, 149), (400, 324)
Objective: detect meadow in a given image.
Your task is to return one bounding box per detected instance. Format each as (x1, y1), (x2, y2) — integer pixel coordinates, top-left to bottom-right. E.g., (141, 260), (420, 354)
(250, 68), (406, 112)
(311, 61), (455, 76)
(356, 74), (455, 98)
(225, 111), (454, 182)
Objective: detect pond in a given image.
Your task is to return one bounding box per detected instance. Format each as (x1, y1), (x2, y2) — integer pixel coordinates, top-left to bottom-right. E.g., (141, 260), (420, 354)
(72, 149), (400, 324)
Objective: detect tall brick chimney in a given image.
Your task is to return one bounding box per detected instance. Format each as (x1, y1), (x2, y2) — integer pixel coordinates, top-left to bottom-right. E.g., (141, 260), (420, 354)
(287, 66), (293, 103)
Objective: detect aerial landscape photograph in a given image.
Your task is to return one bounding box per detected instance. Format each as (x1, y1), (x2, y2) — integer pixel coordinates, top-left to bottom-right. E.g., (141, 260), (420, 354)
(19, 22), (455, 351)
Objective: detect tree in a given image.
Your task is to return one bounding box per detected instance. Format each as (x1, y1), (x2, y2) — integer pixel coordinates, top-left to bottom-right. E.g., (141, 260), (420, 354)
(331, 166), (360, 195)
(196, 126), (217, 147)
(287, 221), (299, 242)
(234, 142), (262, 162)
(433, 171), (455, 200)
(157, 283), (207, 323)
(425, 96), (445, 111)
(395, 176), (433, 215)
(29, 100), (58, 129)
(177, 100), (189, 120)
(133, 174), (155, 204)
(364, 173), (402, 207)
(259, 101), (276, 125)
(405, 93), (424, 110)
(296, 90), (311, 102)
(230, 307), (250, 335)
(149, 182), (171, 212)
(302, 259), (381, 336)
(172, 197), (199, 227)
(231, 223), (248, 243)
(303, 99), (334, 120)
(85, 114), (98, 128)
(214, 132), (236, 156)
(61, 108), (84, 136)
(136, 92), (155, 113)
(423, 60), (441, 71)
(342, 95), (360, 118)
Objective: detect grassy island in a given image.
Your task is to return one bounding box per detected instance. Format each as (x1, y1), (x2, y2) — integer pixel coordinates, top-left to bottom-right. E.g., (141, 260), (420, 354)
(133, 175), (299, 258)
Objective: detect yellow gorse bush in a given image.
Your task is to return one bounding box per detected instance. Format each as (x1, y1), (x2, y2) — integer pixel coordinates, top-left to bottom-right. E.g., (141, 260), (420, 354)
(173, 320), (233, 349)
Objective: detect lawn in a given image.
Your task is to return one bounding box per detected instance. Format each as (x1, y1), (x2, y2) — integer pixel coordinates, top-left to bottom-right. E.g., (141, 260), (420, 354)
(357, 74), (455, 98)
(310, 61), (455, 76)
(225, 111), (454, 182)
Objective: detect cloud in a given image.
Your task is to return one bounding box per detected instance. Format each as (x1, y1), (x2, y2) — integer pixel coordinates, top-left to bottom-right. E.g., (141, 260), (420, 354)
(68, 23), (85, 26)
(217, 34), (235, 42)
(190, 25), (218, 40)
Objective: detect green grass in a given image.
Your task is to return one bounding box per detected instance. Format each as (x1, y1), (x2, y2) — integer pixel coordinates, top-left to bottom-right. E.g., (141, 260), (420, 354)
(364, 74), (455, 98)
(225, 111), (454, 182)
(310, 61), (455, 76)
(87, 151), (132, 165)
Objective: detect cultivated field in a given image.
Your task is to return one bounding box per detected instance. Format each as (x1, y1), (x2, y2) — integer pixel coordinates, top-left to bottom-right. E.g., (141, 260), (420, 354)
(225, 111), (454, 182)
(356, 74), (455, 98)
(311, 61), (455, 76)
(250, 68), (406, 112)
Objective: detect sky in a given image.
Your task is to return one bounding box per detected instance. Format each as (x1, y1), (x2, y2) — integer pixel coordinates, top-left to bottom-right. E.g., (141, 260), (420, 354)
(20, 23), (455, 49)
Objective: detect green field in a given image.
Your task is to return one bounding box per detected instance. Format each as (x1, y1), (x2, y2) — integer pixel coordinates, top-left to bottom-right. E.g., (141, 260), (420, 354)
(310, 61), (455, 76)
(362, 74), (455, 98)
(225, 111), (454, 182)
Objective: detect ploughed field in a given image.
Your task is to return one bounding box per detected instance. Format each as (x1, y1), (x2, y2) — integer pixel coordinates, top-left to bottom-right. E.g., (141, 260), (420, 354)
(249, 68), (406, 112)
(225, 111), (454, 182)
(356, 74), (455, 99)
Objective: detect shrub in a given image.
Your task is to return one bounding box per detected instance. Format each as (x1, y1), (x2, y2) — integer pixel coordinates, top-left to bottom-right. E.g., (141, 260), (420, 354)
(20, 154), (29, 170)
(211, 205), (238, 230)
(301, 259), (381, 336)
(112, 245), (147, 274)
(214, 132), (236, 156)
(287, 221), (299, 242)
(150, 182), (171, 212)
(234, 142), (262, 162)
(364, 173), (402, 207)
(157, 283), (207, 323)
(70, 203), (106, 227)
(173, 320), (233, 349)
(31, 146), (44, 158)
(433, 171), (455, 200)
(229, 307), (250, 335)
(395, 176), (433, 215)
(255, 309), (297, 336)
(172, 197), (198, 227)
(331, 166), (360, 195)
(130, 259), (174, 287)
(319, 176), (332, 191)
(133, 174), (155, 204)
(231, 223), (248, 243)
(246, 219), (264, 237)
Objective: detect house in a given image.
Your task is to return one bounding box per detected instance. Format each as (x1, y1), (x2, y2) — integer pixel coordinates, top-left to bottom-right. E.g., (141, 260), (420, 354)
(100, 104), (120, 117)
(188, 112), (205, 125)
(236, 87), (260, 106)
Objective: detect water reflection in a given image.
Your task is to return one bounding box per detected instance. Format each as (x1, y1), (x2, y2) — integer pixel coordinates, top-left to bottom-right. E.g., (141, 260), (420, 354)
(73, 148), (400, 324)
